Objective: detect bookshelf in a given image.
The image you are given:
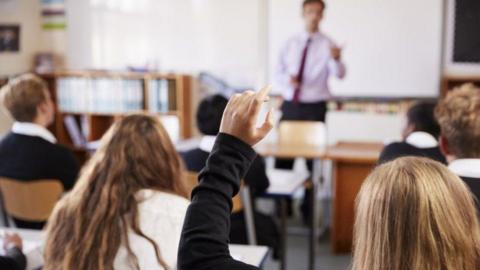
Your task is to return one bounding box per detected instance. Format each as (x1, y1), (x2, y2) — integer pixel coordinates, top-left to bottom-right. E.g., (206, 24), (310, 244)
(37, 71), (193, 164)
(442, 75), (480, 96)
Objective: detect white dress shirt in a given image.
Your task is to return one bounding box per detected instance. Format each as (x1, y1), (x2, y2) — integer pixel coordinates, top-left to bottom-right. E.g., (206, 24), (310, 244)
(405, 132), (438, 149)
(11, 122), (57, 143)
(114, 190), (190, 269)
(449, 159), (480, 179)
(275, 31), (346, 103)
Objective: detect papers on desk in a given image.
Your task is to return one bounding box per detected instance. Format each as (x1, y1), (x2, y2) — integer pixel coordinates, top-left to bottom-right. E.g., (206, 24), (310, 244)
(0, 239), (40, 256)
(266, 169), (309, 196)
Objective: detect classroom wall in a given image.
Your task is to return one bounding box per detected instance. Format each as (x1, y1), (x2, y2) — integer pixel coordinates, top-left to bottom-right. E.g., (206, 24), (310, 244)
(0, 0), (43, 76)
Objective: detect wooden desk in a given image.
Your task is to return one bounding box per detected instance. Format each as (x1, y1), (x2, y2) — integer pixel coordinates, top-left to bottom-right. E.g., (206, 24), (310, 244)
(255, 143), (326, 270)
(326, 142), (383, 254)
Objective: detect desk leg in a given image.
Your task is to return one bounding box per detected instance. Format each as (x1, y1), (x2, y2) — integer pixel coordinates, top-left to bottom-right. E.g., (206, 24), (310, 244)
(309, 159), (322, 270)
(279, 198), (287, 270)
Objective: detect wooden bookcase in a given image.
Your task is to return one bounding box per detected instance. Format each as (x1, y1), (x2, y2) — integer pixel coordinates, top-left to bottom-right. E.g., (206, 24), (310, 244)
(37, 70), (193, 164)
(441, 75), (480, 96)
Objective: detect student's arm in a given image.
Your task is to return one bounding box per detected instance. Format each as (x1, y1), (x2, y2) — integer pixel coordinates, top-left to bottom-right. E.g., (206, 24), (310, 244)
(178, 134), (259, 270)
(244, 156), (270, 196)
(178, 87), (274, 270)
(0, 234), (26, 270)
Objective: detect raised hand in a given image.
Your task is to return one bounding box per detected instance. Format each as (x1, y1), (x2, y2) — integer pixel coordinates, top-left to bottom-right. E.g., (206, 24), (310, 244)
(219, 86), (275, 146)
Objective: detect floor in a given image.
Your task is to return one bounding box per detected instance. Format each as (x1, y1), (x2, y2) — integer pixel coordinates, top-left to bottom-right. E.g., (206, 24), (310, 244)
(262, 231), (351, 270)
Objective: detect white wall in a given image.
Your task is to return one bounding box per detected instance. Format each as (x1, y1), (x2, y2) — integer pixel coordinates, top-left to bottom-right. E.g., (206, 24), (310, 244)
(0, 0), (42, 76)
(66, 0), (267, 88)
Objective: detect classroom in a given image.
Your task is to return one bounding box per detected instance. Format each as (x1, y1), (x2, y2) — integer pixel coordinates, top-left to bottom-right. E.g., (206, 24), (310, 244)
(0, 0), (479, 269)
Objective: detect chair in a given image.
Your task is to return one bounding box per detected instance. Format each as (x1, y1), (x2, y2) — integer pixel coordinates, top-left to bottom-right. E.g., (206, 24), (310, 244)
(278, 120), (327, 147)
(184, 171), (256, 244)
(0, 178), (64, 225)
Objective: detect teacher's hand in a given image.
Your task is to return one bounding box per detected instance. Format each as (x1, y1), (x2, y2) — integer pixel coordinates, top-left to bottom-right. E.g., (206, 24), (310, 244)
(331, 45), (342, 61)
(290, 76), (300, 89)
(220, 86), (275, 146)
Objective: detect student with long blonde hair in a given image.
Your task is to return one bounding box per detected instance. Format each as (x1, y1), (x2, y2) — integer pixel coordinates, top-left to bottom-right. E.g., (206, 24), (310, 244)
(44, 114), (189, 270)
(353, 157), (480, 270)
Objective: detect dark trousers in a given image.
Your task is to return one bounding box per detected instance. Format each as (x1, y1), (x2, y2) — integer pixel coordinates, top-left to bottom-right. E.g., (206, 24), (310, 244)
(275, 101), (327, 222)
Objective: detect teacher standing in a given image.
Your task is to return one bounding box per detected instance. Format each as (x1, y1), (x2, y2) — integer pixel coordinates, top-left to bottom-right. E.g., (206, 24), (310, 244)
(275, 0), (346, 123)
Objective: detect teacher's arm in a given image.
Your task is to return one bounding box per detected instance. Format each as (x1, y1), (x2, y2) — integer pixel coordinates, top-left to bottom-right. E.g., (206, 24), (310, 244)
(329, 44), (346, 79)
(178, 87), (274, 270)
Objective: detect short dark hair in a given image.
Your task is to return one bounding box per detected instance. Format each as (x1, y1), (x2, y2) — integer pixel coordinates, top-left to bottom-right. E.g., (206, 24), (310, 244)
(303, 0), (326, 9)
(196, 94), (228, 136)
(407, 101), (441, 138)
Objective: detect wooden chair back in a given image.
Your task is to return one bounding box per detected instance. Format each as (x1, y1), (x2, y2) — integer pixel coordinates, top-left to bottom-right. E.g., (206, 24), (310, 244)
(0, 178), (63, 222)
(185, 171), (243, 212)
(278, 121), (327, 147)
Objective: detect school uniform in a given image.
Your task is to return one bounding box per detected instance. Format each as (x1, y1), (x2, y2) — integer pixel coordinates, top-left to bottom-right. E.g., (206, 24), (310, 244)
(0, 122), (79, 229)
(378, 132), (446, 164)
(114, 190), (189, 269)
(181, 136), (280, 258)
(449, 159), (480, 209)
(179, 133), (262, 270)
(0, 247), (26, 270)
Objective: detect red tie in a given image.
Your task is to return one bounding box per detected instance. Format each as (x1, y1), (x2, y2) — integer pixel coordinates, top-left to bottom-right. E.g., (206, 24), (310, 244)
(292, 38), (312, 103)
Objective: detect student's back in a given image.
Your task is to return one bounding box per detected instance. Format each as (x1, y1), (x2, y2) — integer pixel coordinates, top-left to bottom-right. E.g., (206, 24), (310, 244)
(379, 101), (446, 164)
(45, 114), (190, 270)
(0, 74), (78, 229)
(436, 84), (480, 207)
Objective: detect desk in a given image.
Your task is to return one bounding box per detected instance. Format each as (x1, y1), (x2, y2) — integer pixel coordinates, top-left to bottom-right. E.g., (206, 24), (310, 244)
(255, 143), (326, 270)
(326, 142), (382, 254)
(0, 228), (269, 269)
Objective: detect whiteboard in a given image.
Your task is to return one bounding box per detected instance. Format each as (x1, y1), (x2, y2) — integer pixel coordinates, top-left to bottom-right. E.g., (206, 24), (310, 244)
(268, 0), (444, 98)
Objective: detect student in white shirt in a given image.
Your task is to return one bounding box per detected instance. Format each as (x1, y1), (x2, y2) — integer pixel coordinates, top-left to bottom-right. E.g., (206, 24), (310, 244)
(378, 101), (446, 164)
(44, 114), (190, 270)
(435, 84), (480, 208)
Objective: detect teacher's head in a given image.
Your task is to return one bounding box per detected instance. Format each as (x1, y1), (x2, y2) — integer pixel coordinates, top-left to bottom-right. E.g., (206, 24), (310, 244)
(302, 0), (325, 33)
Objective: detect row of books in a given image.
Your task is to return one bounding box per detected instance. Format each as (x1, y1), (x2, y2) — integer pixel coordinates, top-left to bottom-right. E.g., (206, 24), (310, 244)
(148, 79), (177, 112)
(57, 78), (144, 113)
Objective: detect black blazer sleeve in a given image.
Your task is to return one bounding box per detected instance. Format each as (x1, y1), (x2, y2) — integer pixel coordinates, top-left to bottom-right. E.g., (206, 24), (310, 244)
(0, 247), (26, 270)
(178, 133), (259, 270)
(244, 156), (269, 196)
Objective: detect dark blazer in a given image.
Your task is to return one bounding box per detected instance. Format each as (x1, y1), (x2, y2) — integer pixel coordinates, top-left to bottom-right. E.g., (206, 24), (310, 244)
(378, 142), (446, 165)
(178, 133), (261, 270)
(460, 176), (480, 210)
(0, 133), (79, 190)
(181, 148), (269, 197)
(0, 247), (26, 270)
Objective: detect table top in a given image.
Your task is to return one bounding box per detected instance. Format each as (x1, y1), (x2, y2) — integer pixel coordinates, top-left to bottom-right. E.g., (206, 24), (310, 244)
(0, 228), (270, 268)
(256, 141), (383, 163)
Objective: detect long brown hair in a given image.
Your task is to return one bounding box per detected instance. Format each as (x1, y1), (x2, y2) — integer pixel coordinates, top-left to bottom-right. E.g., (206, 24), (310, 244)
(353, 157), (480, 270)
(44, 114), (188, 270)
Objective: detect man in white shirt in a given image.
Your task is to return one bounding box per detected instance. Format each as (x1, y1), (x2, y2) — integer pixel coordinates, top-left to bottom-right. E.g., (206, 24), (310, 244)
(435, 84), (480, 208)
(274, 0), (346, 222)
(275, 0), (346, 123)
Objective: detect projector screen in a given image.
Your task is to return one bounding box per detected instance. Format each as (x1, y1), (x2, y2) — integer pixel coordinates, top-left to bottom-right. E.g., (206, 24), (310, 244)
(268, 0), (444, 98)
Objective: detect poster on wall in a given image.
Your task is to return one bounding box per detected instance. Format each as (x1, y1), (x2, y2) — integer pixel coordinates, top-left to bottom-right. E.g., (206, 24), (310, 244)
(41, 0), (66, 30)
(0, 25), (20, 53)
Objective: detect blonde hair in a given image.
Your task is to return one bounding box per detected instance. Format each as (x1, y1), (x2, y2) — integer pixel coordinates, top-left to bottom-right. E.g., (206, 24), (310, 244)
(0, 73), (49, 122)
(353, 157), (480, 270)
(44, 114), (188, 270)
(435, 83), (480, 158)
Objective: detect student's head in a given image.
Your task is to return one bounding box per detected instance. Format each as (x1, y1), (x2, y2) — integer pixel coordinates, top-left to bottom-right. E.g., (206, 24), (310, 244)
(44, 114), (188, 270)
(196, 94), (228, 136)
(353, 157), (480, 270)
(302, 0), (325, 33)
(435, 84), (480, 162)
(402, 101), (440, 139)
(0, 73), (55, 127)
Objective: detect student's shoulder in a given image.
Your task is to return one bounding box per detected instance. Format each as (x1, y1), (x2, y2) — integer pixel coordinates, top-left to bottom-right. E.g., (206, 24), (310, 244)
(137, 189), (190, 215)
